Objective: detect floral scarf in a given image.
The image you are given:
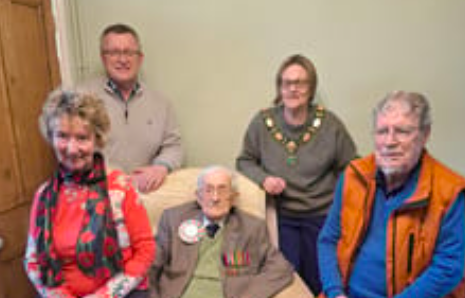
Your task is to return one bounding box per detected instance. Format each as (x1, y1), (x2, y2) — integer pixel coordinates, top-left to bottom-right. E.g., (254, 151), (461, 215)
(34, 153), (122, 286)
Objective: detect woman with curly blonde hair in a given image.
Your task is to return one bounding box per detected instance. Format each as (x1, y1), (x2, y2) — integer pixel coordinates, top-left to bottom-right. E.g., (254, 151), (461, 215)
(25, 89), (155, 298)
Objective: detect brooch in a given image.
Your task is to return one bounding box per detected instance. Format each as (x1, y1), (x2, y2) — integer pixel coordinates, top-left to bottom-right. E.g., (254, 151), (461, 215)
(178, 219), (205, 244)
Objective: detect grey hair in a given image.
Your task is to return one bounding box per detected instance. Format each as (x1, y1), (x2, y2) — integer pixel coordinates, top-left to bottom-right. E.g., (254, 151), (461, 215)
(373, 91), (432, 131)
(197, 165), (238, 192)
(39, 88), (110, 148)
(100, 23), (141, 52)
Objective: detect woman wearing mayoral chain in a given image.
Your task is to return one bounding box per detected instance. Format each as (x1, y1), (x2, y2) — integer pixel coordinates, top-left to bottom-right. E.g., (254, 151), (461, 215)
(236, 54), (356, 296)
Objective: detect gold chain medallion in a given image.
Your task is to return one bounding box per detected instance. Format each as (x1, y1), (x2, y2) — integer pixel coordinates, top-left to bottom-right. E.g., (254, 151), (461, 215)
(262, 105), (325, 166)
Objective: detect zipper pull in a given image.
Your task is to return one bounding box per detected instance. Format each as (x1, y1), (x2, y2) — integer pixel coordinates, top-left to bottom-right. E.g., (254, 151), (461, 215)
(125, 102), (129, 124)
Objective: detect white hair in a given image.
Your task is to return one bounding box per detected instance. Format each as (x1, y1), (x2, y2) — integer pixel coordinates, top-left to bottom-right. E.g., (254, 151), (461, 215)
(197, 165), (238, 192)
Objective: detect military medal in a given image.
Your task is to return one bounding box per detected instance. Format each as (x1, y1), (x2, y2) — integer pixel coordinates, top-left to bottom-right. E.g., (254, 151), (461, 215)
(222, 250), (251, 276)
(262, 105), (325, 167)
(178, 219), (205, 244)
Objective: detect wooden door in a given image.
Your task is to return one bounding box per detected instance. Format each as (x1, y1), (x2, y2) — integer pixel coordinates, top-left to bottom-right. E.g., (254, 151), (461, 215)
(0, 0), (60, 297)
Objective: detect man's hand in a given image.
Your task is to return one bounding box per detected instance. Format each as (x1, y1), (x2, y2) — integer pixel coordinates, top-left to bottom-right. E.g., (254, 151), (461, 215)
(131, 165), (168, 193)
(262, 176), (286, 195)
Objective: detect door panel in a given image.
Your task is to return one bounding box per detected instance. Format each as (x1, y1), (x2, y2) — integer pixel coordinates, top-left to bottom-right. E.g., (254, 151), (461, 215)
(0, 52), (21, 212)
(0, 257), (36, 298)
(0, 204), (30, 262)
(2, 0), (57, 201)
(0, 0), (60, 297)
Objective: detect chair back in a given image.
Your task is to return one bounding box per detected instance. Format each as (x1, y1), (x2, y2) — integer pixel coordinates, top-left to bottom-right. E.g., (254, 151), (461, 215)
(140, 167), (265, 233)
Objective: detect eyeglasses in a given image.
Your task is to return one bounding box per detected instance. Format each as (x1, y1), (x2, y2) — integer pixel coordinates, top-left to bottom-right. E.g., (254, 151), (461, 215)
(102, 49), (141, 58)
(281, 79), (310, 89)
(202, 185), (231, 197)
(375, 126), (420, 141)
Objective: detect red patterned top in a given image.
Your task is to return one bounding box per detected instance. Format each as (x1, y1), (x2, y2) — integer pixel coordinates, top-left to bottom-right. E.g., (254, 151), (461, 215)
(25, 169), (155, 298)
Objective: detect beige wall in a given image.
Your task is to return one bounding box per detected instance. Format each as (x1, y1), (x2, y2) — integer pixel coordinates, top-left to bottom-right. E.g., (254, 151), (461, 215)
(62, 0), (465, 174)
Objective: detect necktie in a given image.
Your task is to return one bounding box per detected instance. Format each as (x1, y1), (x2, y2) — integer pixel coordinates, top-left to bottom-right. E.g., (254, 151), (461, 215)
(206, 223), (220, 238)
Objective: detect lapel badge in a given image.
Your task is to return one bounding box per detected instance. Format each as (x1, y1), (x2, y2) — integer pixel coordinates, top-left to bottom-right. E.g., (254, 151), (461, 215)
(178, 219), (205, 244)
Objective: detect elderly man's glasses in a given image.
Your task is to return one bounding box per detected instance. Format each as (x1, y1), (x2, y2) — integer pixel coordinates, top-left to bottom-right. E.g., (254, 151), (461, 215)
(202, 185), (231, 197)
(375, 126), (420, 141)
(102, 49), (141, 58)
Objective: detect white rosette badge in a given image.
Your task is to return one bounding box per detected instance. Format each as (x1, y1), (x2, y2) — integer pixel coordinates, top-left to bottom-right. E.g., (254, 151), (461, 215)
(178, 219), (205, 244)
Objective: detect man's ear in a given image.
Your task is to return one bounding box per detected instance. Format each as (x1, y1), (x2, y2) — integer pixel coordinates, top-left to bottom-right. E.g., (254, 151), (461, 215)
(424, 126), (431, 140)
(421, 125), (431, 145)
(195, 189), (202, 203)
(231, 190), (239, 202)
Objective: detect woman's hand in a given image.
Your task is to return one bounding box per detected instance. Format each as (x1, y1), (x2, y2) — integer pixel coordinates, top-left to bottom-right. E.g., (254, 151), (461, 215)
(262, 176), (286, 195)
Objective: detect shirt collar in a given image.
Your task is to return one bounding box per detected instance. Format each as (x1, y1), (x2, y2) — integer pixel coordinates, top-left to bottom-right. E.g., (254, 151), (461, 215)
(106, 79), (141, 101)
(202, 215), (225, 228)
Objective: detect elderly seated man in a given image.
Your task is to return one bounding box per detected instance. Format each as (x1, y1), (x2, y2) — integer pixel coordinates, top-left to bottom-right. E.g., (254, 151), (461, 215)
(149, 165), (293, 298)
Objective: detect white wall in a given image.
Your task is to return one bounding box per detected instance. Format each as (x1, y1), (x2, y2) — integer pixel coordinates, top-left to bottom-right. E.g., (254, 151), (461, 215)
(64, 0), (465, 174)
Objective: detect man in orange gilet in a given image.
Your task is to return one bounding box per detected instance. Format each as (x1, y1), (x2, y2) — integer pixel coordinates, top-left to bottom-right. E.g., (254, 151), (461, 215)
(317, 91), (465, 298)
